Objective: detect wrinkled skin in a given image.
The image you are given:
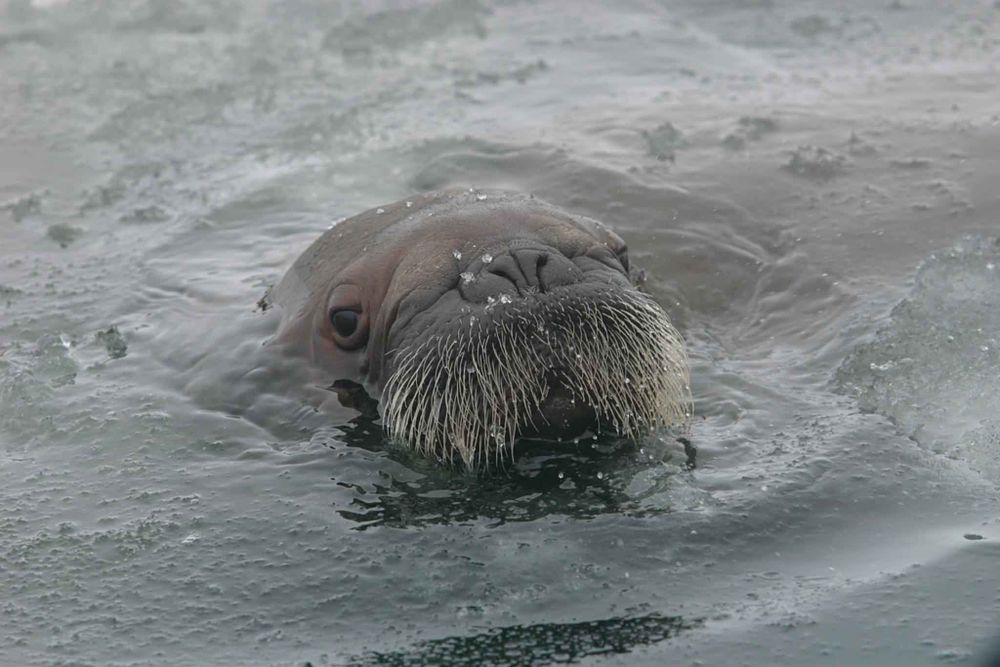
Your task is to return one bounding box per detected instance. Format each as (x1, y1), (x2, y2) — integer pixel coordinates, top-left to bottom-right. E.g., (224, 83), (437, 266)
(267, 189), (685, 462)
(270, 190), (629, 393)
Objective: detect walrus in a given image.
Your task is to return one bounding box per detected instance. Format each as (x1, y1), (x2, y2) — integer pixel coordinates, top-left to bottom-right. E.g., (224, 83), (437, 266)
(266, 189), (691, 467)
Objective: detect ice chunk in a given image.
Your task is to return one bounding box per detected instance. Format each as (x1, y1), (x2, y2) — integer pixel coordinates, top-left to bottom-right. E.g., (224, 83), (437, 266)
(837, 236), (1000, 476)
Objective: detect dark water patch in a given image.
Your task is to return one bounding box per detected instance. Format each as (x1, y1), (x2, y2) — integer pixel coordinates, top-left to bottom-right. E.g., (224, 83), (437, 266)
(79, 179), (127, 212)
(0, 284), (24, 305)
(789, 15), (834, 38)
(782, 145), (848, 181)
(46, 223), (83, 248)
(454, 59), (549, 89)
(118, 205), (171, 225)
(845, 131), (879, 156)
(642, 121), (686, 161)
(333, 414), (690, 530)
(2, 190), (43, 222)
(350, 613), (701, 667)
(982, 637), (1000, 667)
(721, 116), (778, 151)
(890, 156), (934, 169)
(96, 326), (127, 360)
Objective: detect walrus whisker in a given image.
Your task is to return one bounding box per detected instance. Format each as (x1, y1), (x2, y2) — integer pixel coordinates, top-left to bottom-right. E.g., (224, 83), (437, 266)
(381, 289), (691, 468)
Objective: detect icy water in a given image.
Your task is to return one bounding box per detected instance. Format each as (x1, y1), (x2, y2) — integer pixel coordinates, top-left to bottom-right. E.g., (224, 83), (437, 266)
(2, 1), (1000, 665)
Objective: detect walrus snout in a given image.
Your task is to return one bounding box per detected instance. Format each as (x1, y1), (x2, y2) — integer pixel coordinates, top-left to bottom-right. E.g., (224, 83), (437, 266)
(458, 244), (594, 304)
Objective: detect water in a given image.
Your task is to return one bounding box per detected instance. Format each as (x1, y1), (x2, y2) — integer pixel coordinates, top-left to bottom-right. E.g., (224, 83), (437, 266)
(1, 1), (999, 665)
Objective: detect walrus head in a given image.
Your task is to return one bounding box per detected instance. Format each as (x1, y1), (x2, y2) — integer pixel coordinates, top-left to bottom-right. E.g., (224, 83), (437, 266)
(269, 190), (691, 467)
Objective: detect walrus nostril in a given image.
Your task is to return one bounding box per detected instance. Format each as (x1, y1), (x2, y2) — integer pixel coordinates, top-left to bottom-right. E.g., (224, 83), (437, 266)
(509, 248), (579, 293)
(485, 255), (527, 292)
(534, 251), (580, 292)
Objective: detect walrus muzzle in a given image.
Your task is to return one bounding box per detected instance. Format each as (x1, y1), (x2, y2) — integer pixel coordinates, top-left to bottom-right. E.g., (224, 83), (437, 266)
(380, 246), (690, 467)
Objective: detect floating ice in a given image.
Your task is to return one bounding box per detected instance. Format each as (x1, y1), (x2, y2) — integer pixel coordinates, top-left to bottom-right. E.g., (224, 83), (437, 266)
(837, 236), (1000, 476)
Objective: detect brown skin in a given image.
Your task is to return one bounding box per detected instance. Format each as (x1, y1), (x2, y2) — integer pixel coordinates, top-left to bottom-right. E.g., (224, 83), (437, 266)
(269, 189), (631, 415)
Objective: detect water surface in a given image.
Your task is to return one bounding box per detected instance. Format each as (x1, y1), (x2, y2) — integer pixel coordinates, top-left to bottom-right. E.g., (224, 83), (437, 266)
(2, 1), (999, 665)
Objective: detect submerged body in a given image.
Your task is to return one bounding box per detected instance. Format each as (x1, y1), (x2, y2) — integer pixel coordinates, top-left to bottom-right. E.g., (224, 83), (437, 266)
(268, 189), (691, 466)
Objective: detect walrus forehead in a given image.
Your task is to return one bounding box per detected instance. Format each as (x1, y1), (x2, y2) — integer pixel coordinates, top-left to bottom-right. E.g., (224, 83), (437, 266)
(271, 189), (619, 317)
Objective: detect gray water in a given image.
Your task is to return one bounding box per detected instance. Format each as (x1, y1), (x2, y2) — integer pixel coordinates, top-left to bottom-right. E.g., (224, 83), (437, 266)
(2, 1), (999, 665)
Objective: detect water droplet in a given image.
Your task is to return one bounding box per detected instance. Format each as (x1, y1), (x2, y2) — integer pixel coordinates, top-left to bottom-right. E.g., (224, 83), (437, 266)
(596, 471), (604, 480)
(460, 272), (475, 284)
(499, 293), (512, 304)
(452, 249), (462, 260)
(481, 253), (493, 264)
(557, 472), (565, 479)
(405, 201), (413, 208)
(476, 194), (488, 201)
(624, 377), (631, 385)
(376, 207), (385, 214)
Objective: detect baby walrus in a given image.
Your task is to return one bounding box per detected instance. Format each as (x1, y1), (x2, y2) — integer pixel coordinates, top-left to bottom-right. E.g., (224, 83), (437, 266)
(267, 189), (691, 467)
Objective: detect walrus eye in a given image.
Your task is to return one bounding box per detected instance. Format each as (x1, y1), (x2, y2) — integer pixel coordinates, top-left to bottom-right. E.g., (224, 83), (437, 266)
(330, 309), (359, 338)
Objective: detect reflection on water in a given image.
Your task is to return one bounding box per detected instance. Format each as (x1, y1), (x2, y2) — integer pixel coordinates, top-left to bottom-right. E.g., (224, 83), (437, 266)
(351, 613), (701, 667)
(335, 413), (691, 529)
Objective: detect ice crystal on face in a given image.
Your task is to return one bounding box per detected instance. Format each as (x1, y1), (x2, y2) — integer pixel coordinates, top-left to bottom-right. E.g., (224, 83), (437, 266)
(460, 271), (475, 284)
(481, 253), (493, 264)
(452, 249), (462, 260)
